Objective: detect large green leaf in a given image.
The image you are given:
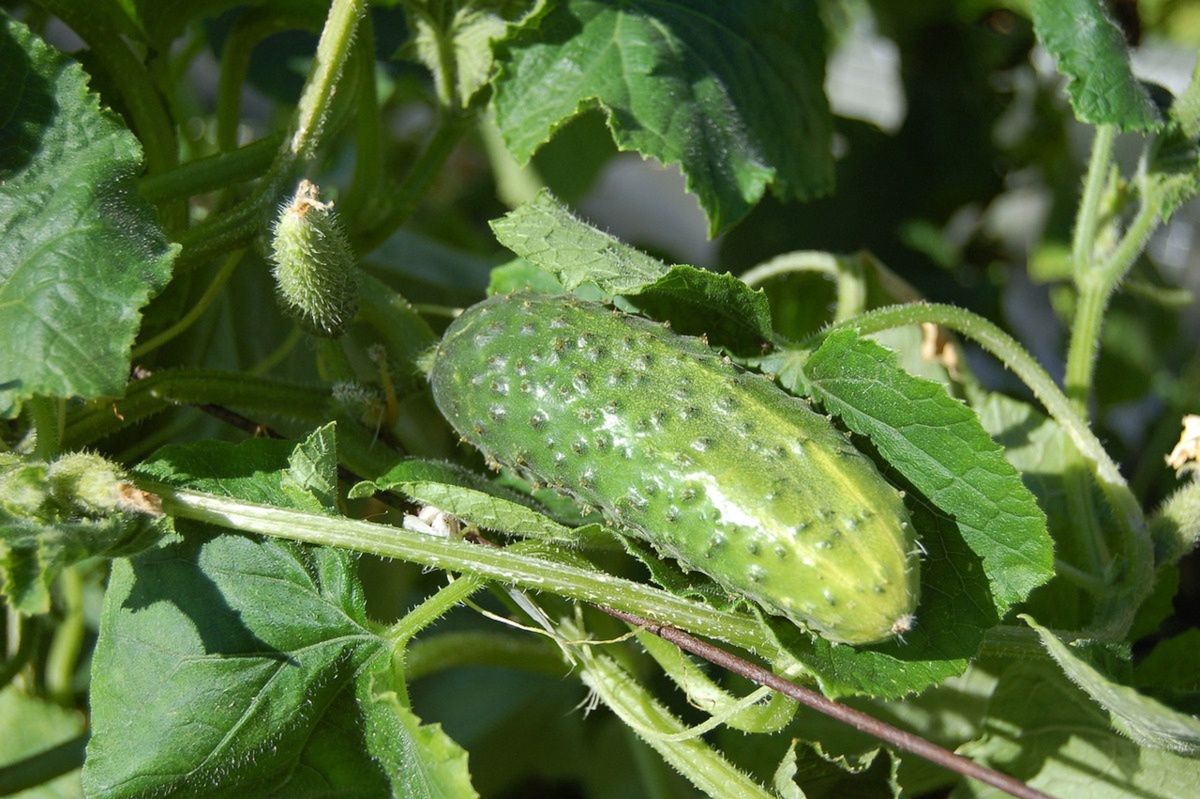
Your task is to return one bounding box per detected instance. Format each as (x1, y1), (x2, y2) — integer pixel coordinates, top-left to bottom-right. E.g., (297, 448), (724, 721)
(1025, 616), (1200, 756)
(492, 0), (833, 233)
(489, 191), (773, 352)
(1031, 0), (1161, 131)
(804, 330), (1054, 614)
(0, 15), (177, 417)
(958, 661), (1200, 798)
(84, 431), (476, 798)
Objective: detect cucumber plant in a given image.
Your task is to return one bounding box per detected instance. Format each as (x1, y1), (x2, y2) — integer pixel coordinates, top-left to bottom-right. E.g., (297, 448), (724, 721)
(2, 2), (1200, 798)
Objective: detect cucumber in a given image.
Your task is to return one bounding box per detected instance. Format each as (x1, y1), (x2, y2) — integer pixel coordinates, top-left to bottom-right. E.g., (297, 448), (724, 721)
(430, 295), (920, 645)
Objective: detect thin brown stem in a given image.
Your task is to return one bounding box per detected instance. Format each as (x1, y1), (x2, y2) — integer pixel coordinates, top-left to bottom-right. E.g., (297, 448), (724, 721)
(600, 608), (1053, 799)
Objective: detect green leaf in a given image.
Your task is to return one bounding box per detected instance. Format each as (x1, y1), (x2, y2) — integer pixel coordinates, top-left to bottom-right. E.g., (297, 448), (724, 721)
(82, 529), (388, 797)
(489, 191), (773, 351)
(1024, 616), (1200, 756)
(487, 258), (565, 296)
(407, 0), (546, 107)
(85, 433), (477, 797)
(349, 458), (585, 544)
(1135, 630), (1200, 714)
(358, 659), (479, 799)
(492, 0), (833, 233)
(283, 422), (339, 512)
(1030, 0), (1161, 131)
(774, 740), (900, 799)
(0, 15), (177, 417)
(622, 266), (773, 355)
(490, 190), (670, 293)
(970, 390), (1096, 629)
(1149, 59), (1200, 217)
(958, 660), (1200, 798)
(805, 330), (1054, 614)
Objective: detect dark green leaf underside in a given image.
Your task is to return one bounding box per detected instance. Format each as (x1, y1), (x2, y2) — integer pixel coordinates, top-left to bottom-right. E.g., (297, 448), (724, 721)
(492, 0), (833, 233)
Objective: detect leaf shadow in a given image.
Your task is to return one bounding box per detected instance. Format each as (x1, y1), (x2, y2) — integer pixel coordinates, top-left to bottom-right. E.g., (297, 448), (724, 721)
(122, 526), (295, 664)
(0, 19), (56, 178)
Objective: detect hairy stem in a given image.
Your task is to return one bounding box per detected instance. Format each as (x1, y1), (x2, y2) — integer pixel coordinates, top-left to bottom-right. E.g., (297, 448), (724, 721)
(139, 134), (283, 202)
(44, 567), (85, 704)
(1070, 125), (1116, 280)
(289, 0), (367, 162)
(1064, 195), (1162, 409)
(144, 483), (772, 654)
(605, 608), (1052, 799)
(62, 370), (331, 449)
(572, 625), (775, 799)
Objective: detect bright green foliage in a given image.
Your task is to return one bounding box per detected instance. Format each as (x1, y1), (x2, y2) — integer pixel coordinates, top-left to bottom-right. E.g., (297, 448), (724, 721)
(431, 294), (920, 645)
(0, 15), (176, 416)
(1031, 0), (1161, 130)
(490, 190), (774, 352)
(270, 180), (359, 338)
(84, 430), (476, 798)
(805, 330), (1055, 614)
(492, 0), (833, 233)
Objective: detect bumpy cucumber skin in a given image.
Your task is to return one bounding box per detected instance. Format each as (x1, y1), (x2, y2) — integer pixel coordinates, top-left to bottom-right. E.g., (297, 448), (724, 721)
(431, 295), (920, 645)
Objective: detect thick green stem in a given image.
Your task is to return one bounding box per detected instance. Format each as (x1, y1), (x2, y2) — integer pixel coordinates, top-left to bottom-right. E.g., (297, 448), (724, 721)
(139, 134), (283, 202)
(1064, 196), (1162, 409)
(62, 370), (331, 449)
(146, 484), (773, 655)
(45, 567), (85, 704)
(1070, 125), (1116, 278)
(178, 0), (364, 276)
(384, 576), (485, 649)
(289, 0), (367, 162)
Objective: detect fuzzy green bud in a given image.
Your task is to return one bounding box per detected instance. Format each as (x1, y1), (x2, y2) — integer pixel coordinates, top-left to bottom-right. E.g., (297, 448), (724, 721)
(270, 180), (358, 338)
(46, 452), (124, 517)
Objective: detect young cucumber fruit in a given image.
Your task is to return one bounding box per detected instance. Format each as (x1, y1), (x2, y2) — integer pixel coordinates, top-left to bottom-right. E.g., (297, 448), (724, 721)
(430, 295), (920, 645)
